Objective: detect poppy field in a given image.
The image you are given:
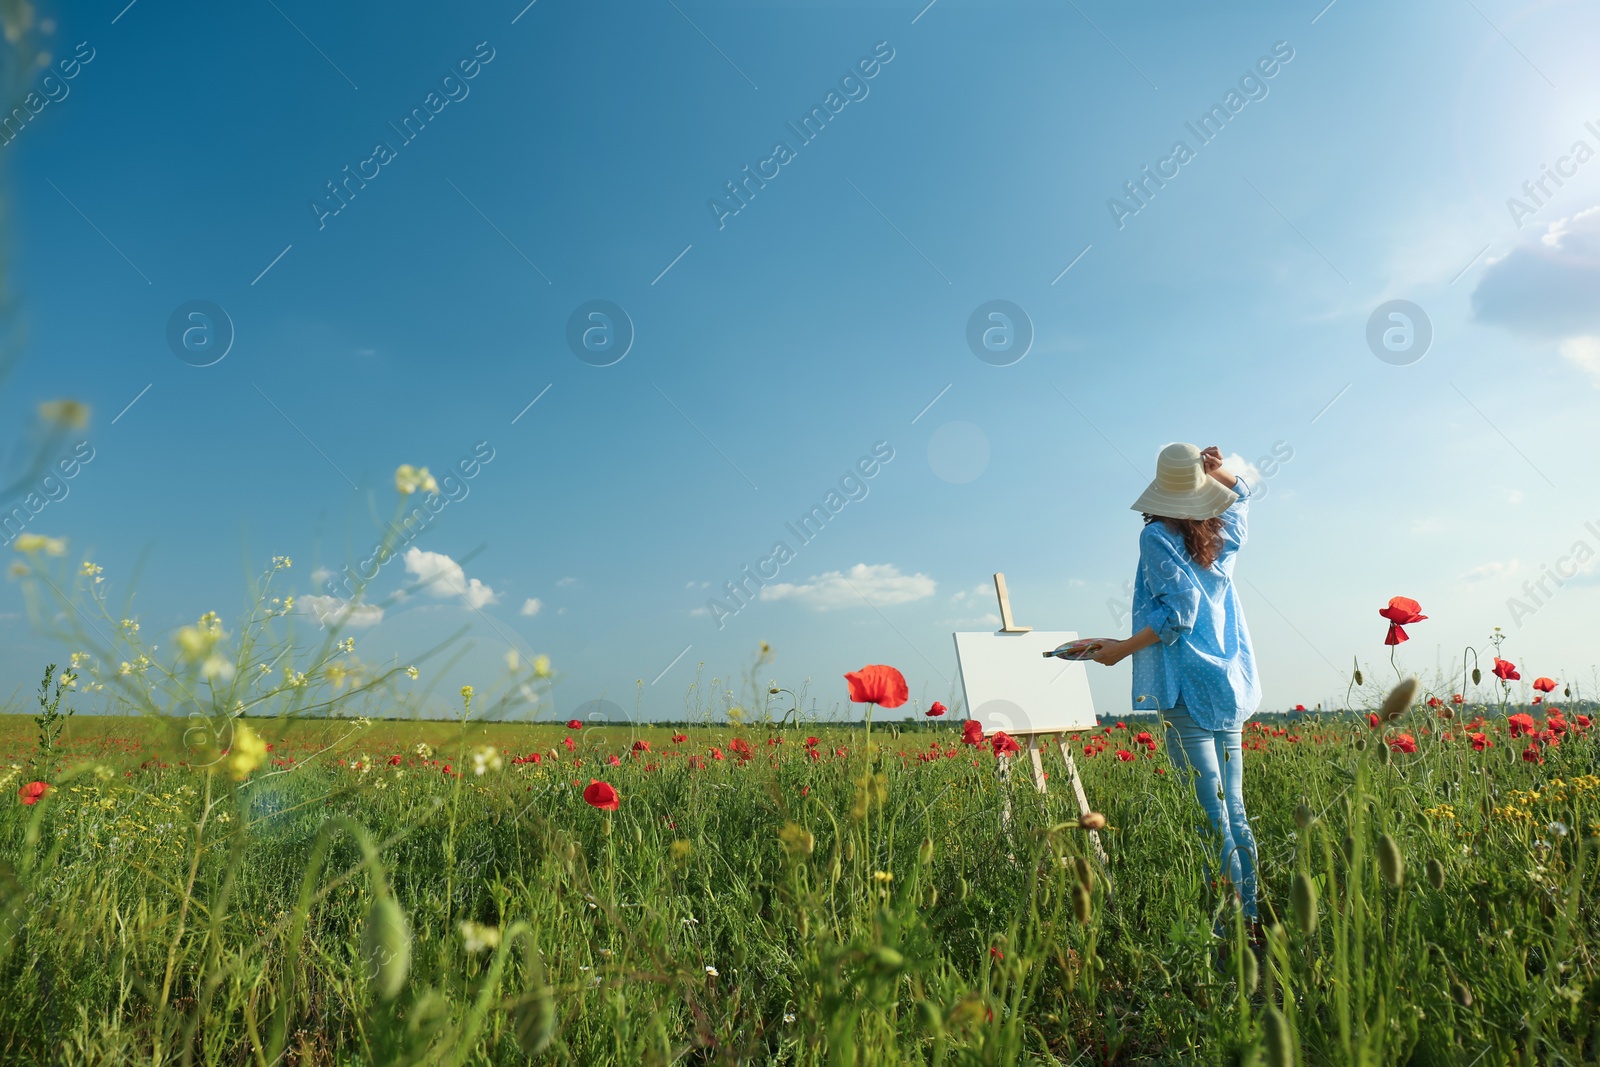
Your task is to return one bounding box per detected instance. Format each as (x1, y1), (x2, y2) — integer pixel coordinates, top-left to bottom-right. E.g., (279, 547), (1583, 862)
(1, 659), (1597, 1065)
(1, 555), (1598, 1065)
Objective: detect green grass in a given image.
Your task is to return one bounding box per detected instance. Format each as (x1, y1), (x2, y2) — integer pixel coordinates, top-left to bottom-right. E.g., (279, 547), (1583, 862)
(1, 700), (1596, 1065)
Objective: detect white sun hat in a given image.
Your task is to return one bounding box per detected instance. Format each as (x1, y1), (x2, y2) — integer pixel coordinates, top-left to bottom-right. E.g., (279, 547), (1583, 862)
(1130, 442), (1237, 520)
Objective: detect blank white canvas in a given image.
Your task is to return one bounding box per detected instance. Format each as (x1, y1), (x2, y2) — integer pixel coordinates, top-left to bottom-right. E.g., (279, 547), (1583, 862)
(952, 630), (1099, 735)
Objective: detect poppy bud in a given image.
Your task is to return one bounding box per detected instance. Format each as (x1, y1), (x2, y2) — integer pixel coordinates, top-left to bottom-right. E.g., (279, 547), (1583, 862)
(918, 837), (934, 865)
(1380, 678), (1417, 723)
(1353, 664), (1364, 687)
(1563, 684), (1570, 698)
(871, 946), (905, 971)
(1354, 737), (1367, 752)
(363, 893), (411, 1002)
(1342, 835), (1356, 862)
(1293, 803), (1315, 829)
(1375, 741), (1391, 765)
(844, 838), (855, 862)
(958, 877), (970, 902)
(829, 852), (842, 885)
(1072, 856), (1093, 894)
(1079, 811), (1107, 831)
(1072, 883), (1093, 924)
(1378, 833), (1404, 887)
(917, 998), (944, 1037)
(1471, 667), (1481, 685)
(1452, 979), (1473, 1007)
(1263, 1006), (1294, 1067)
(926, 885), (938, 909)
(1241, 946), (1259, 994)
(1291, 872), (1318, 934)
(1426, 858), (1446, 890)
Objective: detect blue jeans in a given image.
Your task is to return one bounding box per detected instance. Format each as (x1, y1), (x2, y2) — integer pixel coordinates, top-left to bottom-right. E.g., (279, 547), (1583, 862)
(1164, 705), (1258, 920)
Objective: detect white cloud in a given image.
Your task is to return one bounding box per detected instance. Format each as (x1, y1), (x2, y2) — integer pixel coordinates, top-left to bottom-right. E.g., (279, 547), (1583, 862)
(556, 576), (579, 588)
(760, 563), (936, 611)
(1222, 452), (1261, 484)
(1460, 560), (1520, 583)
(520, 597), (542, 617)
(402, 548), (498, 609)
(950, 583), (992, 606)
(1559, 335), (1600, 387)
(310, 566), (333, 586)
(297, 595), (384, 629)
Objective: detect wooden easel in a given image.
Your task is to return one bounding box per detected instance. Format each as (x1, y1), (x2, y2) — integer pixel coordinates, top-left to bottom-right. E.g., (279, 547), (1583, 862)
(991, 573), (1110, 872)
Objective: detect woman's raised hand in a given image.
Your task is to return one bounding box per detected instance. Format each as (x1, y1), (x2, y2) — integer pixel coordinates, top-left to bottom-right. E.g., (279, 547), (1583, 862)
(1200, 446), (1223, 474)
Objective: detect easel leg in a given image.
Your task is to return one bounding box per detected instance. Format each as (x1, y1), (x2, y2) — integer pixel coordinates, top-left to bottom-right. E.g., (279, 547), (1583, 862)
(1058, 738), (1110, 874)
(1028, 738), (1048, 793)
(998, 753), (1014, 829)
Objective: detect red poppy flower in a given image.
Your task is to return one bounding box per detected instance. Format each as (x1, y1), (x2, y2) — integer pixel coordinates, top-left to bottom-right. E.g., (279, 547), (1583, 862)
(844, 664), (909, 708)
(1492, 657), (1519, 681)
(671, 733), (687, 743)
(989, 947), (1004, 960)
(562, 736), (576, 751)
(17, 781), (48, 805)
(387, 754), (402, 765)
(1366, 713), (1381, 729)
(1452, 694), (1464, 704)
(632, 739), (651, 753)
(1388, 733), (1418, 755)
(1293, 704), (1306, 712)
(709, 747), (724, 761)
(1521, 742), (1542, 764)
(1508, 712), (1536, 738)
(925, 701), (948, 718)
(1116, 749), (1135, 762)
(990, 731), (1021, 757)
(607, 754), (622, 766)
(961, 720), (984, 746)
(1577, 714), (1592, 730)
(583, 779), (620, 810)
(566, 719), (583, 730)
(1426, 696), (1443, 708)
(1134, 731), (1153, 746)
(806, 748), (821, 762)
(1378, 597), (1427, 645)
(804, 736), (819, 748)
(1532, 676), (1557, 693)
(1469, 732), (1491, 751)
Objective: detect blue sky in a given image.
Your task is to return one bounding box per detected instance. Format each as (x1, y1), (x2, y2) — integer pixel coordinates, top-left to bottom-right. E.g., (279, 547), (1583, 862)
(3, 0), (1599, 720)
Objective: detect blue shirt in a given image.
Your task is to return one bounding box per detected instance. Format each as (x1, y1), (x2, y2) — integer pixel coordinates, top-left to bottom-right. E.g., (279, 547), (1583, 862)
(1129, 476), (1260, 730)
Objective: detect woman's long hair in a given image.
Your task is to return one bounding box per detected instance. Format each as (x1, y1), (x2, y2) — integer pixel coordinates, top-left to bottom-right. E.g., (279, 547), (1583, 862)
(1143, 514), (1224, 569)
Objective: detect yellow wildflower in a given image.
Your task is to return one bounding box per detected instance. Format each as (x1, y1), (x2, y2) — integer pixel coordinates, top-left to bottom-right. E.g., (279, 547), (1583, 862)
(12, 534), (66, 556)
(405, 665), (419, 680)
(226, 722), (268, 780)
(394, 464), (438, 496)
(38, 399), (90, 428)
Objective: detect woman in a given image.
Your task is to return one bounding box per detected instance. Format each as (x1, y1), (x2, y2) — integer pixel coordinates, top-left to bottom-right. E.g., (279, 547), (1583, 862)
(1091, 442), (1261, 922)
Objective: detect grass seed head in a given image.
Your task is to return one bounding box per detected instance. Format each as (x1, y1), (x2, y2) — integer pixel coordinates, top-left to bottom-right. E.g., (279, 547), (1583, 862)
(1241, 946), (1259, 993)
(1292, 804), (1316, 829)
(1291, 872), (1319, 935)
(1072, 856), (1093, 893)
(1263, 1005), (1294, 1067)
(1452, 979), (1474, 1007)
(1078, 811), (1107, 831)
(1072, 883), (1093, 925)
(1426, 857), (1446, 890)
(1380, 678), (1418, 723)
(363, 894), (410, 1002)
(1378, 833), (1405, 887)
